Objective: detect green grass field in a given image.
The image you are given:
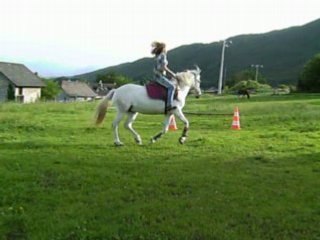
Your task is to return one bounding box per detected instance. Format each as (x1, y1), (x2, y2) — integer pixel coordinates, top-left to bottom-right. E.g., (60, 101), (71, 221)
(1, 94), (320, 239)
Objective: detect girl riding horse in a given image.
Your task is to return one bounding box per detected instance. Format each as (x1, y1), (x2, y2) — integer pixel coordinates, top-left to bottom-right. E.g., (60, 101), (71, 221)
(151, 41), (177, 112)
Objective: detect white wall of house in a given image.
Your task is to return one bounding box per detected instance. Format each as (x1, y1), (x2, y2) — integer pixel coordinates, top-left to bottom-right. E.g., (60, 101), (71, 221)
(15, 87), (41, 103)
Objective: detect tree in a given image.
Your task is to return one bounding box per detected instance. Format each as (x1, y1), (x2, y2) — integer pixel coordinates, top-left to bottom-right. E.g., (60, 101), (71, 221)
(297, 53), (320, 92)
(228, 80), (272, 93)
(41, 79), (60, 100)
(7, 84), (15, 101)
(227, 69), (267, 88)
(96, 71), (132, 86)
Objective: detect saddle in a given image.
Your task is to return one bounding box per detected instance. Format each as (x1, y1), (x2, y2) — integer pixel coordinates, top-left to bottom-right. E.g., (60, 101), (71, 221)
(145, 81), (178, 102)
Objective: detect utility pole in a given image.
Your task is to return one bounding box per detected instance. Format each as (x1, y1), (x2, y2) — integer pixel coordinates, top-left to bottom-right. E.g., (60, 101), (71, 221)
(251, 64), (263, 82)
(218, 39), (232, 94)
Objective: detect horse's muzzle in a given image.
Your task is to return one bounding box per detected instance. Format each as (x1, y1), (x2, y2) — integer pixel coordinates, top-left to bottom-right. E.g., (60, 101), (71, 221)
(196, 95), (200, 99)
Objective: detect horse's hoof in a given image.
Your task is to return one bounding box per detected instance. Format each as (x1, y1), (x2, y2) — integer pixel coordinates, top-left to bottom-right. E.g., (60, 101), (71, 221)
(135, 138), (142, 145)
(150, 138), (156, 144)
(114, 141), (124, 147)
(179, 137), (186, 144)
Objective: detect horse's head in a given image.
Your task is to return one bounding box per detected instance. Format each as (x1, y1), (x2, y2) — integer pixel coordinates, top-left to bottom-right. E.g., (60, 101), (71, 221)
(176, 66), (202, 98)
(191, 66), (202, 98)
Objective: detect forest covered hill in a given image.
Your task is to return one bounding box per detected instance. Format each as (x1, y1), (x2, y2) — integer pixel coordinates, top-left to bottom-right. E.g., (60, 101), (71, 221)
(74, 18), (320, 88)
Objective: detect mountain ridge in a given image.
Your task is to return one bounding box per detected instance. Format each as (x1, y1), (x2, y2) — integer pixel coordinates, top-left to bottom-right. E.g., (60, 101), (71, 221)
(73, 18), (320, 88)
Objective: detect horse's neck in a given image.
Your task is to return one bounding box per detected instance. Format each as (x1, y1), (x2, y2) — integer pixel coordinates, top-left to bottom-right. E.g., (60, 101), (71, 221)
(178, 85), (191, 102)
(176, 72), (193, 102)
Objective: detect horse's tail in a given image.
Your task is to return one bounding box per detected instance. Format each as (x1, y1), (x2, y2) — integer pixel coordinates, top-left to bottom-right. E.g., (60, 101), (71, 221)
(95, 89), (115, 125)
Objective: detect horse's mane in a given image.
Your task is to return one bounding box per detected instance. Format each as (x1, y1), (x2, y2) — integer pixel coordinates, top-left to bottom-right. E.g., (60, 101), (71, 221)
(176, 71), (194, 87)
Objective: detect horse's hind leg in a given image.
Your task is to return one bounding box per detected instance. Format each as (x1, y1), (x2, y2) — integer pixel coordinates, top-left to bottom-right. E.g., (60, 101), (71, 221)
(113, 112), (125, 146)
(124, 112), (142, 145)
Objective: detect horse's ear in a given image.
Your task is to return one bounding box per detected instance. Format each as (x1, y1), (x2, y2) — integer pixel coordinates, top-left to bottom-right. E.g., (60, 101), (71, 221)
(194, 65), (201, 73)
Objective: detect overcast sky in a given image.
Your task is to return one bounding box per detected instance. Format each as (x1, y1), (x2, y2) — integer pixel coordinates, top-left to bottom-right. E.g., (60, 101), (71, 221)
(0, 0), (319, 77)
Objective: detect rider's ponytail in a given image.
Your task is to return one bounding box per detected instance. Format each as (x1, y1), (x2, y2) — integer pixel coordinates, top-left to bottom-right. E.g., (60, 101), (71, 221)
(151, 41), (166, 56)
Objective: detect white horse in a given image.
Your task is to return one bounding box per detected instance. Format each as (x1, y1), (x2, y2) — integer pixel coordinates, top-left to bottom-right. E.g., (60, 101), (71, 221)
(95, 67), (202, 146)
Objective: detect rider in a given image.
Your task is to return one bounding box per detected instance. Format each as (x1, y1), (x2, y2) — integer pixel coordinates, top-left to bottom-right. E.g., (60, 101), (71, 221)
(151, 41), (176, 112)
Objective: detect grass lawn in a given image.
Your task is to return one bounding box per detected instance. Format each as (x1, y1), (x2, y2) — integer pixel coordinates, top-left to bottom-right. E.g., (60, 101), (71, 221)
(0, 93), (320, 239)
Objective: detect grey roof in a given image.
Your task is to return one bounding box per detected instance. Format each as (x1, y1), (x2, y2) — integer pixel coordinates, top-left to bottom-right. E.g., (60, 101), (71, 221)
(61, 80), (97, 98)
(0, 62), (46, 87)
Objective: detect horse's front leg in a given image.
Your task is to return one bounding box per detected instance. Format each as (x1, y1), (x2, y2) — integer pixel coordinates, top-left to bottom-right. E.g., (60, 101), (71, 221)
(150, 114), (172, 143)
(175, 109), (189, 144)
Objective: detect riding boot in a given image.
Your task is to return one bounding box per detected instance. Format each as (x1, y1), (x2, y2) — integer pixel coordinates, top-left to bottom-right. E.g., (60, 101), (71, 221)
(166, 105), (177, 112)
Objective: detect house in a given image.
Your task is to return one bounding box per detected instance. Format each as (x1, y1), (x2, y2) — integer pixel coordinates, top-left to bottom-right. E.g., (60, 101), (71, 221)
(58, 80), (97, 102)
(0, 62), (46, 103)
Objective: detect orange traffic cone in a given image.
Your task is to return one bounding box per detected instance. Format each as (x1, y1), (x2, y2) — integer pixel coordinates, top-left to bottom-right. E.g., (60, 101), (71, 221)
(231, 107), (241, 130)
(169, 115), (178, 131)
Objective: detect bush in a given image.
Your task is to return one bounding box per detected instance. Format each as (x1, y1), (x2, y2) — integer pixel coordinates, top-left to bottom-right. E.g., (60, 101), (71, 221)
(7, 84), (15, 101)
